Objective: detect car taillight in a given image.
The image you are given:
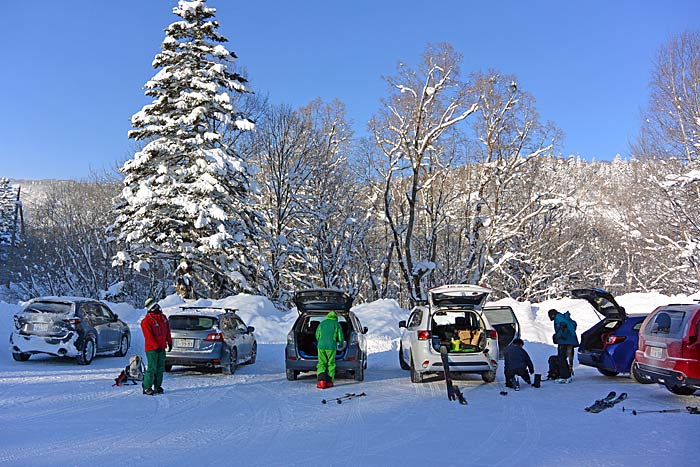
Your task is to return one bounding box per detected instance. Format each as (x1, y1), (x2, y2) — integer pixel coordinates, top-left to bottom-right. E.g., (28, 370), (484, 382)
(417, 330), (430, 340)
(63, 318), (81, 328)
(488, 330), (498, 339)
(606, 335), (626, 345)
(205, 332), (224, 342)
(287, 332), (295, 345)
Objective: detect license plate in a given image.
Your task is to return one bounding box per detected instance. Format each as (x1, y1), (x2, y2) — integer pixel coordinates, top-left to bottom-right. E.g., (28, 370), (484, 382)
(32, 323), (49, 332)
(173, 338), (194, 349)
(649, 346), (663, 359)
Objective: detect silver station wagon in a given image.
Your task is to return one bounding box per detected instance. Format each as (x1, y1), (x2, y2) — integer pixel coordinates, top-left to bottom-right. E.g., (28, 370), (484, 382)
(399, 285), (517, 383)
(165, 307), (257, 375)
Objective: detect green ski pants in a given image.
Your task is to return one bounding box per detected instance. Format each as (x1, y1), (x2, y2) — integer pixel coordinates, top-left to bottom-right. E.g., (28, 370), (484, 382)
(317, 349), (337, 381)
(143, 349), (166, 390)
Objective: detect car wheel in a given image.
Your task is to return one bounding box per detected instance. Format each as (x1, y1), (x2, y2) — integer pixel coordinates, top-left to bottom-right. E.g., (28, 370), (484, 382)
(481, 370), (496, 383)
(410, 355), (424, 383)
(114, 334), (129, 357)
(665, 385), (697, 396)
(597, 368), (619, 377)
(164, 363), (173, 373)
(12, 352), (30, 362)
(222, 347), (237, 375)
(630, 360), (652, 384)
(247, 342), (257, 364)
(398, 344), (410, 371)
(76, 336), (96, 365)
(354, 364), (365, 382)
(286, 368), (298, 381)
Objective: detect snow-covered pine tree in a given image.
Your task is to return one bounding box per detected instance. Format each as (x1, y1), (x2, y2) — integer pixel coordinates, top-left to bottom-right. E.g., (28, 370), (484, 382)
(111, 0), (265, 298)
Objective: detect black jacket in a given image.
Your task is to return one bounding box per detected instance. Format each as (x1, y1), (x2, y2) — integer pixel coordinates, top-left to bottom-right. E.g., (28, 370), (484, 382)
(503, 344), (534, 373)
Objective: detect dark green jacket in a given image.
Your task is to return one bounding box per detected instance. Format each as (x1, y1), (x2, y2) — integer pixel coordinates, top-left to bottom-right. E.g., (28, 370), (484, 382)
(316, 311), (345, 350)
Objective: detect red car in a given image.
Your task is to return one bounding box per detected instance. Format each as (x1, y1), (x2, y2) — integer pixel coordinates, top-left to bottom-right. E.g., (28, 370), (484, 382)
(634, 303), (700, 395)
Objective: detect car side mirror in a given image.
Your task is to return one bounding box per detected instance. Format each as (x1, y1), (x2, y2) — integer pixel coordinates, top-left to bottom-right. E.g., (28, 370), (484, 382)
(113, 314), (119, 320)
(399, 320), (406, 328)
(247, 326), (255, 333)
(363, 326), (368, 334)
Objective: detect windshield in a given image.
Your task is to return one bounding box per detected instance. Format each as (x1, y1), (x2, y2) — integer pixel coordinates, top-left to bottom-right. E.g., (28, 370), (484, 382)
(24, 302), (72, 314)
(169, 316), (217, 331)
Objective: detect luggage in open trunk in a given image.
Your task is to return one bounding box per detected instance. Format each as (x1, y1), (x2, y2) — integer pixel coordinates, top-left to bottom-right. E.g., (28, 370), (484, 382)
(295, 313), (350, 359)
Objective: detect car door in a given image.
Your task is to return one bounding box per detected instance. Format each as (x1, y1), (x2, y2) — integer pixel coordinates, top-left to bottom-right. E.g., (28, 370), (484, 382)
(232, 316), (252, 362)
(483, 306), (520, 359)
(80, 302), (109, 352)
(401, 308), (424, 363)
(99, 303), (122, 351)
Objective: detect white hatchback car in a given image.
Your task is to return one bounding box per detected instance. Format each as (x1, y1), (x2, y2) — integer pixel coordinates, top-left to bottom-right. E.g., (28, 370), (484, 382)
(399, 284), (505, 383)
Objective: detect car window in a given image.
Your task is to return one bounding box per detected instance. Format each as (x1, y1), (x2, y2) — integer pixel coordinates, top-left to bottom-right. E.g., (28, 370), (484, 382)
(234, 317), (247, 332)
(80, 303), (100, 319)
(644, 309), (686, 338)
(99, 305), (116, 321)
(632, 321), (644, 332)
(25, 302), (72, 314)
(170, 316), (217, 331)
(407, 310), (423, 328)
(220, 316), (234, 331)
(483, 307), (516, 325)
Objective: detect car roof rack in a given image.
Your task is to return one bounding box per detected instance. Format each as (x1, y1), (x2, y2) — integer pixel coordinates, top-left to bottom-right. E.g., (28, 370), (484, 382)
(178, 306), (238, 312)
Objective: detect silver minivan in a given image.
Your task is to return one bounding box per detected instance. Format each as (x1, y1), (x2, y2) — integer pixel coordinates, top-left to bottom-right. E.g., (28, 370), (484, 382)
(165, 307), (256, 375)
(399, 285), (517, 383)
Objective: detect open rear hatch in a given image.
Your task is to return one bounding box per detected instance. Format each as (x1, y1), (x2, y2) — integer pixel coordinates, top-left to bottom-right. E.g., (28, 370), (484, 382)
(572, 288), (626, 351)
(295, 312), (350, 359)
(293, 289), (353, 313)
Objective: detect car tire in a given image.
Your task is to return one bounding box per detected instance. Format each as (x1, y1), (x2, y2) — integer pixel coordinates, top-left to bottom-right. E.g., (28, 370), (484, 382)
(665, 385), (697, 396)
(164, 363), (173, 372)
(286, 368), (298, 381)
(12, 352), (30, 362)
(247, 342), (257, 365)
(398, 345), (410, 371)
(410, 355), (424, 383)
(630, 360), (652, 384)
(76, 336), (96, 365)
(597, 368), (619, 377)
(354, 364), (365, 382)
(481, 370), (496, 383)
(222, 347), (237, 375)
(114, 334), (129, 357)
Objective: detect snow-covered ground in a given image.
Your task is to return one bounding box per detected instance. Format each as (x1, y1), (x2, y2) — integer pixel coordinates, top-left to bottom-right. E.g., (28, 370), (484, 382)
(1, 292), (698, 466)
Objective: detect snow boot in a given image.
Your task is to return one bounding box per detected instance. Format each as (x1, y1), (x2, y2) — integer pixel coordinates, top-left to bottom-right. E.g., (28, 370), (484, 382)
(317, 380), (327, 389)
(533, 374), (541, 388)
(155, 387), (164, 394)
(142, 387), (155, 396)
(327, 381), (334, 388)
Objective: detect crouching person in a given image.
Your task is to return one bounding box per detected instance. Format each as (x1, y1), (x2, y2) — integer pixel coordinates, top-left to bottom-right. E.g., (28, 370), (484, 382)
(503, 338), (534, 389)
(141, 298), (172, 396)
(315, 311), (344, 389)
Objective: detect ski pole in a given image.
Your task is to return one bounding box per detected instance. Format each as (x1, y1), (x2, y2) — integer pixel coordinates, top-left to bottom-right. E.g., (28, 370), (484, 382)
(622, 406), (681, 415)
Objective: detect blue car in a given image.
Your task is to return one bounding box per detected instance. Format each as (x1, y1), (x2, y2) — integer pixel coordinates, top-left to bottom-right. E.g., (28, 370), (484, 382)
(572, 288), (648, 378)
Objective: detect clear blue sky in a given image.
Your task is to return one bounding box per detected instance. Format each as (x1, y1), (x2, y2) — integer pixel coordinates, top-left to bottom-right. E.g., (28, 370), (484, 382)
(2, 0), (698, 180)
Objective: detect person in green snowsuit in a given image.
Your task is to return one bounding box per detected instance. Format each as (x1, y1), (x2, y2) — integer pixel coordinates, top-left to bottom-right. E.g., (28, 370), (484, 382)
(315, 311), (345, 389)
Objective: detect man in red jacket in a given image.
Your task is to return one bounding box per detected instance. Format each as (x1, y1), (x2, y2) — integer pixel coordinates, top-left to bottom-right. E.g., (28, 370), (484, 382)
(141, 298), (172, 395)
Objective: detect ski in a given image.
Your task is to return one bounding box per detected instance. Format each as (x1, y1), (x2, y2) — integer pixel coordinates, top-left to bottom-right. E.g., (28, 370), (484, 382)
(584, 391), (616, 412)
(587, 392), (627, 413)
(513, 378), (520, 391)
(440, 345), (456, 402)
(321, 392), (366, 405)
(687, 406), (700, 414)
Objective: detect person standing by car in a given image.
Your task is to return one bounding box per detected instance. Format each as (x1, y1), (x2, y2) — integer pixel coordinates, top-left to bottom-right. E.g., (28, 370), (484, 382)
(548, 308), (579, 383)
(315, 311), (345, 389)
(503, 338), (534, 388)
(141, 298), (172, 395)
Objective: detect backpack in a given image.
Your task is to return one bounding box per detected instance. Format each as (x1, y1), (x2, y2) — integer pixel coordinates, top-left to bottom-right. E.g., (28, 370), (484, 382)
(547, 355), (560, 380)
(113, 355), (146, 387)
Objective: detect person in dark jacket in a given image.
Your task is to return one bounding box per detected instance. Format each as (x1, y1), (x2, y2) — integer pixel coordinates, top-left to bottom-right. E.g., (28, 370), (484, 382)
(315, 311), (345, 389)
(503, 338), (534, 388)
(141, 298), (173, 396)
(548, 308), (579, 383)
